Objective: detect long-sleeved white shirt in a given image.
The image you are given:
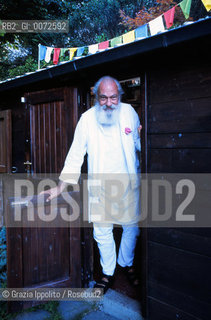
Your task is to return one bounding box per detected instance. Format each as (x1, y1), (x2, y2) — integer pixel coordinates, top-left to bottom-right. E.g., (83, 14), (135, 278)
(59, 102), (141, 185)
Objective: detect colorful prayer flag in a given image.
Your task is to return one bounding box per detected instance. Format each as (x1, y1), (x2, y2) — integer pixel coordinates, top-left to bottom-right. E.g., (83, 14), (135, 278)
(135, 25), (148, 39)
(88, 44), (98, 54)
(201, 0), (211, 11)
(179, 0), (192, 19)
(69, 48), (77, 60)
(45, 47), (53, 63)
(39, 45), (47, 60)
(76, 47), (85, 57)
(163, 7), (176, 28)
(110, 36), (123, 47)
(98, 40), (109, 50)
(60, 48), (69, 58)
(149, 16), (165, 36)
(122, 30), (135, 44)
(53, 48), (61, 65)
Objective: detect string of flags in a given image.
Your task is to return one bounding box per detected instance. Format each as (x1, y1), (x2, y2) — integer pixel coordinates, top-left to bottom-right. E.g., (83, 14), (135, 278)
(38, 0), (211, 68)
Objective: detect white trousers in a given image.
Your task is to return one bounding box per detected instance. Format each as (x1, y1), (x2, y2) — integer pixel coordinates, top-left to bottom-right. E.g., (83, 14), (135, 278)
(93, 223), (140, 276)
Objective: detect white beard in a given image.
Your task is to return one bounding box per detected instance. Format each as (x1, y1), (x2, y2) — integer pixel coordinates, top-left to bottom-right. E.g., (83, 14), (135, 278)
(95, 101), (121, 126)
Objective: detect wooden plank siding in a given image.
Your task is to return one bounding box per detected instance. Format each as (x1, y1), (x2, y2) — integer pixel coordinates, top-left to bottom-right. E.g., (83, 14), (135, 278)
(30, 101), (67, 173)
(26, 87), (78, 174)
(0, 110), (12, 173)
(146, 63), (211, 320)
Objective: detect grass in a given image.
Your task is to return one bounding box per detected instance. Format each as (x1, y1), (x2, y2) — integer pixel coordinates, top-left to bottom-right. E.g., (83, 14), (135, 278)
(0, 300), (63, 320)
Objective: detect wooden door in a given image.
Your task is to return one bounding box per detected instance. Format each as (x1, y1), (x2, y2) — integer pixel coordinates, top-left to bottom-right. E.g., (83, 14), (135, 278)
(6, 191), (81, 312)
(25, 87), (78, 173)
(0, 110), (12, 173)
(6, 87), (82, 312)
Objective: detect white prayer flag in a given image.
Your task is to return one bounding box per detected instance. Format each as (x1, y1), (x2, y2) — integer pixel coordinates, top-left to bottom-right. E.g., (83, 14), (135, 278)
(45, 47), (53, 63)
(88, 44), (98, 54)
(149, 16), (165, 36)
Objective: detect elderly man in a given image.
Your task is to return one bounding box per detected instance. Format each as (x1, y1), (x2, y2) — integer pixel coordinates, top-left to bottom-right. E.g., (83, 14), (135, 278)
(43, 76), (141, 293)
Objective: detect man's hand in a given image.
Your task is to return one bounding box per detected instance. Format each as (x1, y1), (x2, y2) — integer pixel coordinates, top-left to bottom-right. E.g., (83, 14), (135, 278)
(39, 181), (67, 202)
(138, 125), (142, 136)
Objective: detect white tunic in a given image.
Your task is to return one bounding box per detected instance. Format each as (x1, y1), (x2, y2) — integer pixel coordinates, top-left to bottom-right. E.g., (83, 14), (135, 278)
(59, 103), (141, 224)
(99, 123), (128, 174)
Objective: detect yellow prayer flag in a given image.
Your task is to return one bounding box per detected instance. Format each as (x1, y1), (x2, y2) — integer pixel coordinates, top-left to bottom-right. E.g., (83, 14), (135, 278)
(201, 0), (211, 11)
(69, 48), (77, 60)
(122, 31), (135, 44)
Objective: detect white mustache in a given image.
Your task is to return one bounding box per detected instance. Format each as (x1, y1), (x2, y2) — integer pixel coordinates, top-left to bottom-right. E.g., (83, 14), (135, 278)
(102, 104), (118, 110)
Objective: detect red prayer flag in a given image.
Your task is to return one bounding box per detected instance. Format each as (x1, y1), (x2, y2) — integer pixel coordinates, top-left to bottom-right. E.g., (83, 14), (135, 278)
(163, 7), (175, 29)
(53, 48), (61, 65)
(98, 40), (109, 50)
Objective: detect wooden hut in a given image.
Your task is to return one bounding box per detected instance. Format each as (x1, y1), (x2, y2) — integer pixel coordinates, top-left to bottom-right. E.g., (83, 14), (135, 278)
(0, 18), (211, 319)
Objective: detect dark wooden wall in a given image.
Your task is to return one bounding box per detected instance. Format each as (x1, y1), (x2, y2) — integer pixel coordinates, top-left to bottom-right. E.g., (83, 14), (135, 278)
(0, 96), (26, 173)
(148, 63), (211, 173)
(0, 110), (11, 173)
(146, 62), (211, 320)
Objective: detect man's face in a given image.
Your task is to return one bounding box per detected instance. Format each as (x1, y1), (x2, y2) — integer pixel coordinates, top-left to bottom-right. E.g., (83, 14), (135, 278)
(95, 79), (121, 126)
(98, 80), (119, 108)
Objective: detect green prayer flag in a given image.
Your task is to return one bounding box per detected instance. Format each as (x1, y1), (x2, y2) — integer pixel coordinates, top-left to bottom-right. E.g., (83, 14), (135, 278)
(60, 48), (68, 58)
(179, 0), (192, 19)
(110, 36), (123, 47)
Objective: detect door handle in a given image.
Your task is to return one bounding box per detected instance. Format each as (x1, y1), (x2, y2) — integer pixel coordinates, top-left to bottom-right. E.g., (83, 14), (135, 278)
(24, 161), (32, 166)
(24, 161), (32, 174)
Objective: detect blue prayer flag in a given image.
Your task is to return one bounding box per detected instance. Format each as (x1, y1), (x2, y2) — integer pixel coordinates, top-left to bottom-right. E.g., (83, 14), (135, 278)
(76, 47), (85, 57)
(135, 25), (148, 39)
(39, 45), (47, 60)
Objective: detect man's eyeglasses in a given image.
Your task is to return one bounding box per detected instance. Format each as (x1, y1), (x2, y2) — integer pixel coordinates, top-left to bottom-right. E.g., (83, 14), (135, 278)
(98, 94), (119, 103)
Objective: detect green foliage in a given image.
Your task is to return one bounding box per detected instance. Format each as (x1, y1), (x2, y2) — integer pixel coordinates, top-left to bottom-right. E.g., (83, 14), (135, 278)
(67, 0), (142, 46)
(42, 301), (62, 320)
(7, 56), (37, 78)
(0, 227), (9, 320)
(0, 56), (37, 81)
(0, 300), (63, 320)
(0, 0), (70, 73)
(0, 226), (7, 288)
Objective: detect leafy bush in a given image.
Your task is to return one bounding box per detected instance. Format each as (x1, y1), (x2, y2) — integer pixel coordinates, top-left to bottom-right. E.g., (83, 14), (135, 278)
(0, 226), (7, 288)
(8, 56), (37, 79)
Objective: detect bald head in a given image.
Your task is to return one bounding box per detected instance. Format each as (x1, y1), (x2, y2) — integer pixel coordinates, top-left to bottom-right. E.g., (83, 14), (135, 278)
(98, 78), (118, 95)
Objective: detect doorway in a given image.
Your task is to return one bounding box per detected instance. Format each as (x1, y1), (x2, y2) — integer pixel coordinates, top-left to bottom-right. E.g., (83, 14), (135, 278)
(91, 76), (145, 303)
